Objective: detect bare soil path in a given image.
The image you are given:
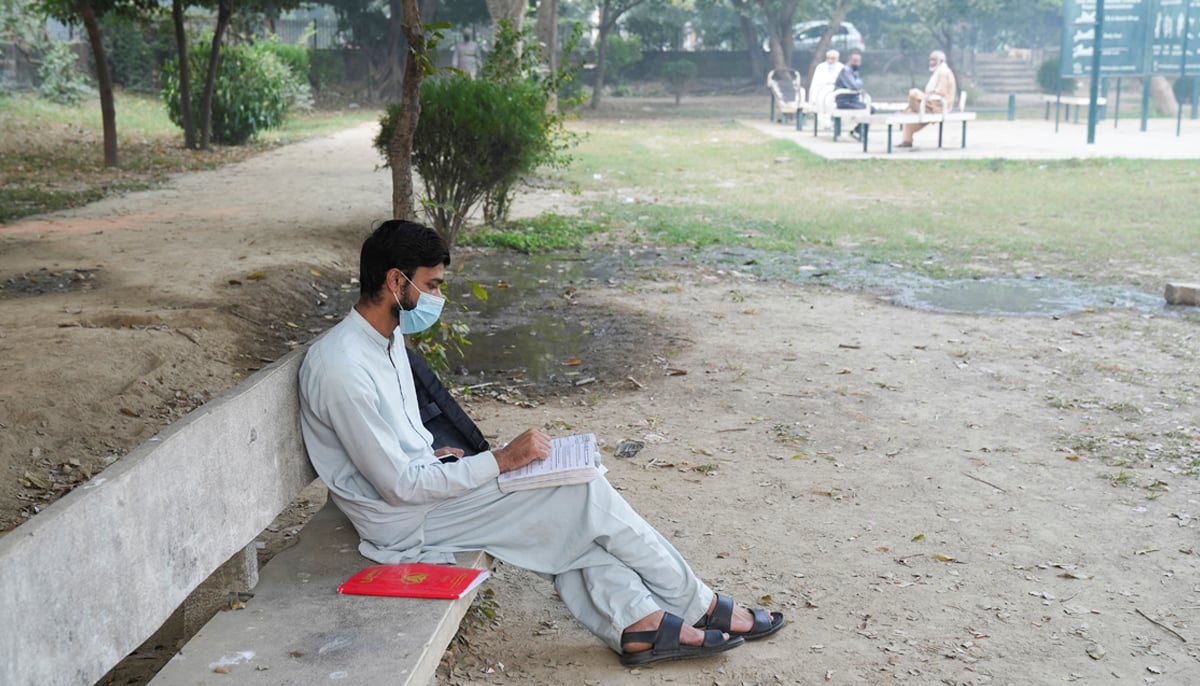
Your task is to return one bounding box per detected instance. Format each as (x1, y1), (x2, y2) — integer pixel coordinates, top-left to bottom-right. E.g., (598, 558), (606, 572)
(1, 115), (1198, 686)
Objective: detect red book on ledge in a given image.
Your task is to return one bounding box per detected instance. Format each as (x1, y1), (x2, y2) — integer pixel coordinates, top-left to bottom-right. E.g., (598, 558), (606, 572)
(337, 562), (490, 600)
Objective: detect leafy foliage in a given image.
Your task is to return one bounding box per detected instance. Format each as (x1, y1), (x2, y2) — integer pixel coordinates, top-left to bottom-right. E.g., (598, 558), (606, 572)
(162, 40), (301, 144)
(375, 76), (553, 246)
(38, 40), (92, 104)
(463, 213), (605, 253)
(604, 33), (642, 86)
(101, 14), (174, 93)
(1038, 56), (1076, 95)
(660, 59), (696, 104)
(256, 37), (314, 110)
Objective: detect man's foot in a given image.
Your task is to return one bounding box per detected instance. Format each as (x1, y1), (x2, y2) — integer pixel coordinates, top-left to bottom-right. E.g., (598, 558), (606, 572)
(897, 141), (913, 148)
(695, 593), (786, 641)
(620, 611), (743, 666)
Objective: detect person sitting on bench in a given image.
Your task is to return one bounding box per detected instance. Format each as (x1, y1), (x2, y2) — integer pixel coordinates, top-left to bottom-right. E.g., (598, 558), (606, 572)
(298, 220), (786, 666)
(834, 50), (870, 139)
(899, 49), (957, 148)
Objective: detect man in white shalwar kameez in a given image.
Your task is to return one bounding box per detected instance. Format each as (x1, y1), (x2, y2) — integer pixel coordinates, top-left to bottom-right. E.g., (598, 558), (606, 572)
(299, 220), (785, 666)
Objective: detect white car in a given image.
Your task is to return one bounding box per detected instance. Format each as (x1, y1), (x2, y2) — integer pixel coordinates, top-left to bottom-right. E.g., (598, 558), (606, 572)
(762, 20), (866, 54)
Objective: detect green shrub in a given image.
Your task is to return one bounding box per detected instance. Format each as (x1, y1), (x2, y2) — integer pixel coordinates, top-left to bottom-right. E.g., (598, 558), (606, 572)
(660, 59), (695, 105)
(375, 77), (554, 246)
(256, 38), (313, 110)
(464, 213), (606, 253)
(38, 40), (91, 105)
(101, 15), (172, 93)
(1038, 56), (1076, 95)
(308, 49), (345, 91)
(605, 34), (642, 86)
(161, 40), (298, 145)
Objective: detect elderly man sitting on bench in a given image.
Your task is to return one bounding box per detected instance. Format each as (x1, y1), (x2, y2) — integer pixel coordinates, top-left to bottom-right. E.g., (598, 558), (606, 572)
(298, 220), (786, 666)
(899, 49), (957, 149)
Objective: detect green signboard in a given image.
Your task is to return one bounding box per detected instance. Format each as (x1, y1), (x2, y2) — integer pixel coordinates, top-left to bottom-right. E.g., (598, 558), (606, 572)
(1062, 0), (1199, 76)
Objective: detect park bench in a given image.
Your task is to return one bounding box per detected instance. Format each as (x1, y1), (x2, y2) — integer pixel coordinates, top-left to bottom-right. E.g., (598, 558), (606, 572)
(831, 92), (976, 154)
(0, 346), (490, 686)
(1042, 94), (1108, 123)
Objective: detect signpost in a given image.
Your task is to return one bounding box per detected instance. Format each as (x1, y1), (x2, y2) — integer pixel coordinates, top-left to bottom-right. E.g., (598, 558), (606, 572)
(1061, 0), (1198, 137)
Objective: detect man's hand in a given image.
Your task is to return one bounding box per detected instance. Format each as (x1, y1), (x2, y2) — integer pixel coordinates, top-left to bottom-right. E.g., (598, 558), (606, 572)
(493, 429), (551, 473)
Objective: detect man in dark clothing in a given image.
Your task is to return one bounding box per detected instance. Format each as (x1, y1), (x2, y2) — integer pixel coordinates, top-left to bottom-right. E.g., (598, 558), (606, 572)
(834, 50), (869, 139)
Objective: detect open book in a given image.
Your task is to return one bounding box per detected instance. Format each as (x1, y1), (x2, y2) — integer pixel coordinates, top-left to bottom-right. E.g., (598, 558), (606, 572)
(497, 433), (605, 493)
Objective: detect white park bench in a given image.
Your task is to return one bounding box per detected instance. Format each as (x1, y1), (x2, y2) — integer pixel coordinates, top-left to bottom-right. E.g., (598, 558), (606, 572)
(1042, 94), (1108, 124)
(831, 92), (976, 154)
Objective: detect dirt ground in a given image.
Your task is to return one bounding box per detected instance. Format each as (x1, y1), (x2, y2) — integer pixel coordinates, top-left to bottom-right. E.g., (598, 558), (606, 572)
(2, 105), (1199, 685)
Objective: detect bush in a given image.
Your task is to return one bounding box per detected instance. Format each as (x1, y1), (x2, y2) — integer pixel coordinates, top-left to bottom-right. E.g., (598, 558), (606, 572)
(660, 59), (696, 105)
(605, 34), (642, 86)
(375, 77), (555, 247)
(256, 38), (313, 111)
(162, 40), (299, 145)
(1038, 56), (1076, 95)
(39, 41), (91, 105)
(308, 49), (345, 91)
(102, 15), (173, 93)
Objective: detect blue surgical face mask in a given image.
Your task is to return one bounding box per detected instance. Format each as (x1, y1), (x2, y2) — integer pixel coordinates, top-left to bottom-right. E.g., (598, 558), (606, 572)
(393, 272), (445, 334)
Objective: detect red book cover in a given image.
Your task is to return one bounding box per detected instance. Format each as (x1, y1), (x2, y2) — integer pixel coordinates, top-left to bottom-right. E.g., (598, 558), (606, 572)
(337, 562), (490, 599)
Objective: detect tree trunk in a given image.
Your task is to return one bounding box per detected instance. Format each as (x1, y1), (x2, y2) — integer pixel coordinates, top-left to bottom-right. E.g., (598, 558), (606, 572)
(764, 0), (798, 72)
(1149, 75), (1179, 115)
(731, 0), (764, 80)
(171, 0), (195, 149)
(199, 0), (233, 150)
(389, 0), (426, 223)
(486, 0), (526, 35)
(77, 0), (117, 168)
(536, 0), (558, 100)
(804, 0), (850, 90)
(590, 0), (611, 109)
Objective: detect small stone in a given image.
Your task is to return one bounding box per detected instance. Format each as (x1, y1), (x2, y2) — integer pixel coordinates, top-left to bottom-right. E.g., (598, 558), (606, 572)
(1086, 643), (1105, 660)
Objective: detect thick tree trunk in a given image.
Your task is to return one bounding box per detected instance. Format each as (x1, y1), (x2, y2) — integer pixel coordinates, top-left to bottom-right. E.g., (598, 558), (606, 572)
(171, 0), (195, 149)
(732, 1), (764, 80)
(77, 0), (116, 168)
(1149, 75), (1179, 115)
(764, 0), (798, 72)
(805, 0), (850, 90)
(199, 0), (233, 150)
(590, 0), (612, 109)
(389, 0), (426, 223)
(535, 0), (559, 110)
(486, 0), (527, 34)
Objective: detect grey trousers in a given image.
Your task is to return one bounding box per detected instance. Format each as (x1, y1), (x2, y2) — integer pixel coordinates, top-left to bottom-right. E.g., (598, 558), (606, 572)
(419, 475), (715, 652)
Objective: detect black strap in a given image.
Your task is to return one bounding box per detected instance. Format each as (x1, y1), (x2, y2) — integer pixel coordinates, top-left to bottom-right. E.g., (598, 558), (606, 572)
(406, 349), (490, 455)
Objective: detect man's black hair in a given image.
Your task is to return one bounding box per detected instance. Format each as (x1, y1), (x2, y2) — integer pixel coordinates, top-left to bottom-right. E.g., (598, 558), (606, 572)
(359, 220), (450, 299)
(847, 49), (862, 58)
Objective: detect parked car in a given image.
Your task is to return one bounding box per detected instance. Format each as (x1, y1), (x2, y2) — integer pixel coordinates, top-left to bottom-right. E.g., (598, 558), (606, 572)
(762, 20), (866, 54)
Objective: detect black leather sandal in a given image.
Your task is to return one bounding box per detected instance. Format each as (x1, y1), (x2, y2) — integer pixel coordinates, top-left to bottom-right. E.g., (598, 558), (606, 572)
(619, 611), (744, 666)
(694, 593), (785, 641)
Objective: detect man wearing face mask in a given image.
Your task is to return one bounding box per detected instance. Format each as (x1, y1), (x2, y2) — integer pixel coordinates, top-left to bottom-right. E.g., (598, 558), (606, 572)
(898, 49), (957, 148)
(298, 220), (784, 666)
(833, 50), (870, 140)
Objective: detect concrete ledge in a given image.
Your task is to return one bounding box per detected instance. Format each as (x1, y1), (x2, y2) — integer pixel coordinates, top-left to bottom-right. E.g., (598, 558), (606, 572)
(1165, 282), (1200, 306)
(0, 347), (317, 686)
(149, 500), (491, 686)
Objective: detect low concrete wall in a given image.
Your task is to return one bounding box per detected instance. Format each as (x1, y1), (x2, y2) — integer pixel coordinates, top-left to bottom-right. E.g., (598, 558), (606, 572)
(0, 347), (317, 686)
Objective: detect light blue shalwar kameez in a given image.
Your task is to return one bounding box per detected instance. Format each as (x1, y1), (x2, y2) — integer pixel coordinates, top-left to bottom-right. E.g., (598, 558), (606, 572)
(298, 310), (714, 651)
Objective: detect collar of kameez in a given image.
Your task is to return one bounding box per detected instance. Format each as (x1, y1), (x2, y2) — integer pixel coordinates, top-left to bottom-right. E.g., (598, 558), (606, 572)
(347, 307), (395, 351)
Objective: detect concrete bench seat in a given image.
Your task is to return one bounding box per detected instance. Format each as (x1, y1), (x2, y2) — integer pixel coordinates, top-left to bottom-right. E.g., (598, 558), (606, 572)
(830, 93), (976, 153)
(1043, 94), (1108, 123)
(1, 346), (488, 686)
(150, 500), (490, 686)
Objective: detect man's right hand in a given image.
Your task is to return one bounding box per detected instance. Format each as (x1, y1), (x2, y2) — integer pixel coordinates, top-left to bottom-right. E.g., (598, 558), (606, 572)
(493, 429), (551, 473)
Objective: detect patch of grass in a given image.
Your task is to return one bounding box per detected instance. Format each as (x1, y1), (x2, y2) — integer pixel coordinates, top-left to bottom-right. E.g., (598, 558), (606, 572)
(550, 117), (1200, 283)
(0, 91), (377, 223)
(462, 213), (607, 253)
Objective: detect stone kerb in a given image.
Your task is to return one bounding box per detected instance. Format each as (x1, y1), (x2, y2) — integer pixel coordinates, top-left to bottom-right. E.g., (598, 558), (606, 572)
(0, 347), (317, 686)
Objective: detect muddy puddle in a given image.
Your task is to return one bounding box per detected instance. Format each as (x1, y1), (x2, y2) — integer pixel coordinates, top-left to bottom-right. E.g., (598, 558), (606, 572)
(431, 246), (1186, 386)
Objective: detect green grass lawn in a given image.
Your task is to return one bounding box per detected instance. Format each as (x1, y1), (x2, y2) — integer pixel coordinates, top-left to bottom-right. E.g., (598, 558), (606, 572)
(0, 91), (378, 223)
(516, 113), (1197, 287)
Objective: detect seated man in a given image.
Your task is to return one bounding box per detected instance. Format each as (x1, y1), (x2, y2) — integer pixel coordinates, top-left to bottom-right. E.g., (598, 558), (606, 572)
(833, 50), (869, 139)
(899, 50), (957, 148)
(298, 220), (786, 666)
(809, 49), (842, 129)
